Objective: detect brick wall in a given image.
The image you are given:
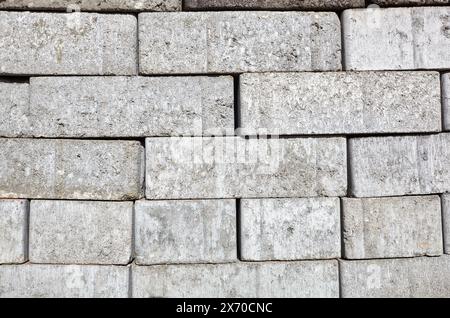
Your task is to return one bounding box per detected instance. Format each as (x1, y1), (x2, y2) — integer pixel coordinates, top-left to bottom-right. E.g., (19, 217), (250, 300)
(0, 0), (450, 298)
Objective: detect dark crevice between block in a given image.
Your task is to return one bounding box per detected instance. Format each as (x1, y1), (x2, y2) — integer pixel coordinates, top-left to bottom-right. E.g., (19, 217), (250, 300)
(236, 199), (242, 261)
(0, 76), (30, 84)
(233, 74), (241, 133)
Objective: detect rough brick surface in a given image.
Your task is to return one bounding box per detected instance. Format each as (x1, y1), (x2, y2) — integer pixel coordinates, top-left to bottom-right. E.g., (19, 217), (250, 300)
(442, 195), (450, 254)
(349, 134), (450, 197)
(343, 7), (450, 70)
(26, 76), (233, 138)
(0, 265), (128, 298)
(373, 0), (449, 6)
(145, 137), (347, 199)
(29, 201), (133, 265)
(132, 261), (339, 298)
(139, 12), (341, 74)
(0, 82), (29, 137)
(184, 0), (365, 10)
(444, 74), (450, 131)
(135, 200), (236, 264)
(342, 196), (443, 259)
(0, 12), (137, 75)
(240, 198), (340, 261)
(340, 256), (450, 298)
(0, 139), (143, 200)
(0, 0), (182, 11)
(0, 200), (28, 264)
(240, 72), (441, 135)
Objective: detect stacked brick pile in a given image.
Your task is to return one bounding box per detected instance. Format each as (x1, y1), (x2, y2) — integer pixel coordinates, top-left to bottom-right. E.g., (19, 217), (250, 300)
(1, 0), (450, 298)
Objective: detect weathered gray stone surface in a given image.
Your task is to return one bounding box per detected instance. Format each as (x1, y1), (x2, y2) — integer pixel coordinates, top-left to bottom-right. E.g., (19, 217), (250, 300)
(0, 139), (143, 200)
(240, 72), (441, 135)
(240, 198), (340, 261)
(0, 200), (28, 264)
(145, 137), (347, 199)
(26, 76), (233, 138)
(340, 256), (450, 298)
(135, 200), (236, 264)
(0, 12), (136, 75)
(373, 0), (449, 6)
(132, 261), (339, 298)
(444, 74), (450, 131)
(139, 12), (341, 74)
(342, 196), (443, 259)
(0, 82), (29, 137)
(0, 0), (181, 11)
(442, 195), (450, 254)
(29, 201), (133, 264)
(342, 7), (450, 70)
(349, 134), (450, 197)
(0, 265), (128, 298)
(184, 0), (365, 10)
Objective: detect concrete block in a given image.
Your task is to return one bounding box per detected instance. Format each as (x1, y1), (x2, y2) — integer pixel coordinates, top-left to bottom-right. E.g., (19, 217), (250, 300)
(0, 265), (128, 298)
(27, 76), (233, 138)
(135, 199), (236, 264)
(240, 198), (340, 261)
(342, 7), (450, 70)
(241, 71), (441, 135)
(132, 261), (339, 298)
(29, 200), (133, 265)
(145, 137), (347, 199)
(0, 200), (28, 264)
(0, 139), (143, 200)
(184, 0), (365, 10)
(349, 134), (450, 197)
(0, 12), (137, 75)
(340, 256), (450, 298)
(139, 12), (341, 74)
(342, 196), (443, 259)
(0, 82), (31, 137)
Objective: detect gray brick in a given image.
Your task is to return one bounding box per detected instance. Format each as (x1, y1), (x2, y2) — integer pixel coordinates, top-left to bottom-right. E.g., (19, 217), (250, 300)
(25, 76), (233, 138)
(240, 198), (340, 261)
(444, 74), (450, 131)
(0, 82), (30, 137)
(241, 72), (441, 135)
(0, 265), (128, 298)
(132, 261), (339, 298)
(135, 200), (236, 264)
(373, 0), (449, 6)
(0, 139), (143, 200)
(0, 0), (181, 11)
(442, 195), (450, 254)
(342, 196), (443, 259)
(184, 0), (365, 10)
(349, 134), (450, 197)
(0, 12), (136, 75)
(29, 201), (133, 265)
(340, 256), (450, 298)
(0, 200), (28, 264)
(343, 7), (450, 71)
(139, 12), (341, 74)
(145, 137), (347, 199)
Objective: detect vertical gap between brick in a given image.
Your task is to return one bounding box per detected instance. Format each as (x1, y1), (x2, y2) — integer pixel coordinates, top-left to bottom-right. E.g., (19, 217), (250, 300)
(440, 195), (447, 255)
(338, 11), (345, 71)
(346, 138), (353, 197)
(338, 260), (343, 298)
(236, 199), (242, 260)
(441, 73), (446, 132)
(233, 74), (241, 134)
(135, 12), (140, 75)
(131, 201), (136, 263)
(339, 198), (346, 260)
(24, 200), (30, 262)
(128, 265), (133, 298)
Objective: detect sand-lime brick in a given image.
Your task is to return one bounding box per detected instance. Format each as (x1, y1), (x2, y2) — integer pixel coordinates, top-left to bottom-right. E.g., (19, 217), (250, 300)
(132, 261), (339, 298)
(183, 0), (365, 10)
(0, 139), (143, 200)
(240, 198), (340, 261)
(0, 200), (28, 264)
(0, 81), (30, 137)
(139, 12), (341, 74)
(135, 199), (236, 264)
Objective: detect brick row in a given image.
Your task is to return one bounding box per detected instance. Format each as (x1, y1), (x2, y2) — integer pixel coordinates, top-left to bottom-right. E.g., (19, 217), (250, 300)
(183, 0), (365, 10)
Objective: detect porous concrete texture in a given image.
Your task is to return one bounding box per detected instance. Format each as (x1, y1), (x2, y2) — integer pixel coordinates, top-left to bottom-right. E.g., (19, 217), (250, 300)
(132, 261), (339, 298)
(0, 12), (137, 75)
(349, 134), (450, 197)
(0, 200), (28, 264)
(27, 76), (234, 137)
(184, 0), (365, 10)
(0, 139), (144, 200)
(145, 137), (347, 199)
(342, 196), (443, 259)
(139, 12), (341, 74)
(444, 73), (450, 131)
(240, 198), (340, 261)
(135, 199), (236, 264)
(0, 265), (129, 298)
(372, 0), (449, 6)
(240, 71), (441, 135)
(29, 200), (133, 265)
(0, 82), (29, 137)
(442, 195), (450, 254)
(340, 256), (450, 298)
(342, 7), (450, 70)
(0, 0), (182, 11)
